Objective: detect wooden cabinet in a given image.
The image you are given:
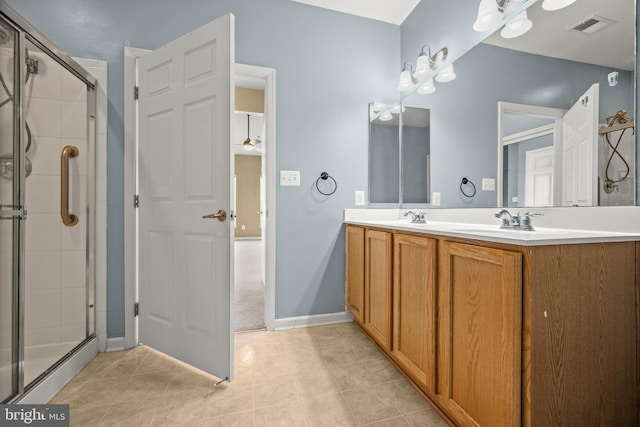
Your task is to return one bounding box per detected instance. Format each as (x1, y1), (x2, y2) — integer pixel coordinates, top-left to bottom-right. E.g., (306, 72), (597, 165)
(344, 224), (638, 427)
(439, 242), (522, 427)
(392, 233), (437, 394)
(345, 225), (365, 323)
(363, 228), (393, 350)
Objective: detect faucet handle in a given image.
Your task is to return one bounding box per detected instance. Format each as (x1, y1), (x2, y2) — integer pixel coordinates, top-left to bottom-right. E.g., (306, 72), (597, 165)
(524, 212), (544, 217)
(521, 212), (543, 231)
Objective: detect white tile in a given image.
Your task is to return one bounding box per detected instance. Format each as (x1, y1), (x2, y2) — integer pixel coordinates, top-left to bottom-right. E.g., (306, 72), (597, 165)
(61, 101), (87, 139)
(25, 251), (61, 290)
(61, 214), (86, 251)
(28, 51), (63, 101)
(25, 175), (59, 214)
(24, 327), (60, 347)
(61, 68), (87, 102)
(27, 136), (61, 176)
(60, 325), (86, 343)
(60, 288), (86, 326)
(26, 98), (62, 138)
(60, 251), (86, 288)
(25, 289), (61, 329)
(25, 214), (61, 252)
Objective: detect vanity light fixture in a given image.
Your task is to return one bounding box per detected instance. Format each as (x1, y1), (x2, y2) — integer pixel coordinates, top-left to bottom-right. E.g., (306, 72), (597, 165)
(500, 10), (532, 38)
(413, 45), (449, 79)
(417, 78), (436, 95)
(397, 62), (417, 92)
(390, 104), (405, 114)
(542, 0), (576, 11)
(379, 110), (394, 121)
(372, 102), (387, 112)
(435, 64), (456, 83)
(473, 0), (534, 39)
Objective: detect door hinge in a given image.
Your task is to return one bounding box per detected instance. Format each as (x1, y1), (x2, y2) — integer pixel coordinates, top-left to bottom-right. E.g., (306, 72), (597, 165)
(134, 194), (139, 208)
(134, 302), (139, 317)
(134, 86), (139, 100)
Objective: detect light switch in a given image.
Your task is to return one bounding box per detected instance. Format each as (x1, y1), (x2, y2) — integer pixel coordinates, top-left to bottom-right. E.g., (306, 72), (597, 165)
(432, 192), (441, 206)
(280, 170), (300, 186)
(355, 191), (365, 206)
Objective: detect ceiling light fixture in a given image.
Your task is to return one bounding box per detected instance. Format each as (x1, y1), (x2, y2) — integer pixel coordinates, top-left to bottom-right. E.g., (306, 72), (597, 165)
(542, 0), (576, 11)
(242, 114), (254, 151)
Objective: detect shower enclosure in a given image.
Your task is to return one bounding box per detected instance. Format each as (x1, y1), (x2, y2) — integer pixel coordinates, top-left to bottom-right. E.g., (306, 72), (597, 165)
(0, 2), (96, 402)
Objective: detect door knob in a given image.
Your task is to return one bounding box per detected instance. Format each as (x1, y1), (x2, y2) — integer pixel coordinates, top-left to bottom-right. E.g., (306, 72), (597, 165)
(202, 209), (227, 222)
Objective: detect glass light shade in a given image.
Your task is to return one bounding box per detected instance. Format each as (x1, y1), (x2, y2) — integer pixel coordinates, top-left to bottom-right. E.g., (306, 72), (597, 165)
(397, 69), (416, 92)
(243, 139), (254, 151)
(417, 79), (436, 95)
(390, 104), (405, 114)
(473, 0), (504, 32)
(372, 102), (386, 112)
(435, 64), (456, 83)
(432, 50), (445, 68)
(542, 0), (576, 11)
(500, 11), (533, 39)
(413, 53), (432, 78)
(379, 111), (393, 121)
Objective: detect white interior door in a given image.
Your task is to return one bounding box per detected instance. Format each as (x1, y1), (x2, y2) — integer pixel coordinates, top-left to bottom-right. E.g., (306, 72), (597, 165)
(524, 146), (554, 207)
(561, 83), (599, 206)
(137, 14), (234, 380)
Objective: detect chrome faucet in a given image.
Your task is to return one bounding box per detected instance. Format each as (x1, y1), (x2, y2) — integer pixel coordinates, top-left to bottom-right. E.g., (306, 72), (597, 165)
(404, 210), (426, 224)
(495, 209), (542, 231)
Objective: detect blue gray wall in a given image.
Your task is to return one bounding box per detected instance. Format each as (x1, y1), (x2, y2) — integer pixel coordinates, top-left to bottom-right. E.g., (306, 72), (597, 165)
(6, 0), (400, 336)
(369, 123), (400, 203)
(402, 43), (633, 208)
(402, 125), (430, 203)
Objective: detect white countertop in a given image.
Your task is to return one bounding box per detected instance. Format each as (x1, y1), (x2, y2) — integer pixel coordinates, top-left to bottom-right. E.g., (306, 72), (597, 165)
(345, 218), (640, 246)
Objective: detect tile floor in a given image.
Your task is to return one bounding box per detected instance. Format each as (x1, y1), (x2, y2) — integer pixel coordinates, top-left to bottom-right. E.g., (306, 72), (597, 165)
(50, 322), (449, 426)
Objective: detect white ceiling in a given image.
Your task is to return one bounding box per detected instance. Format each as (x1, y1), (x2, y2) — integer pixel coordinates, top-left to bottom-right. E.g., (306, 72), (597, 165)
(289, 0), (420, 25)
(484, 0), (635, 71)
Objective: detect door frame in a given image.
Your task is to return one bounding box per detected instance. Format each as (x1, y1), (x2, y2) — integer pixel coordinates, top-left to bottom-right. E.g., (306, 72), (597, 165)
(124, 48), (276, 349)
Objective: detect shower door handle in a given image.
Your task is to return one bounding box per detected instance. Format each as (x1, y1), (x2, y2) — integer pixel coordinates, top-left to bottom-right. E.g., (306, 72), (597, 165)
(61, 145), (79, 227)
(202, 209), (227, 222)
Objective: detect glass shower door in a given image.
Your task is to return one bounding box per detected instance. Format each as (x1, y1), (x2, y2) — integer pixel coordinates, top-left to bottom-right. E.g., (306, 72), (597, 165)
(0, 17), (20, 402)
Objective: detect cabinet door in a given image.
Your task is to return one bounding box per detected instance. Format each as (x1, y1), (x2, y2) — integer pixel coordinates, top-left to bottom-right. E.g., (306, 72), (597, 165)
(439, 242), (522, 427)
(345, 225), (365, 323)
(364, 229), (393, 350)
(392, 234), (437, 394)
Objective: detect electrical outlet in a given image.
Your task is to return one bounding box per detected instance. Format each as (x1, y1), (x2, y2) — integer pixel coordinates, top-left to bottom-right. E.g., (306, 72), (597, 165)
(355, 191), (365, 206)
(482, 178), (495, 191)
(280, 170), (300, 186)
(432, 192), (441, 206)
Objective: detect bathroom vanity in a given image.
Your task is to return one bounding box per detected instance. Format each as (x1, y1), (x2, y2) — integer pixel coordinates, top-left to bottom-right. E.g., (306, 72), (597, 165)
(345, 215), (639, 427)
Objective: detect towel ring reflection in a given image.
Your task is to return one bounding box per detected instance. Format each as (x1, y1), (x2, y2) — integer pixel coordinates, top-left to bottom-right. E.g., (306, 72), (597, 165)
(315, 172), (337, 196)
(460, 177), (476, 198)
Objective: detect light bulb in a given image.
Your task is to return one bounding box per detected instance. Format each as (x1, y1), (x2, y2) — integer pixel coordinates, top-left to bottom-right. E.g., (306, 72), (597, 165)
(435, 64), (456, 83)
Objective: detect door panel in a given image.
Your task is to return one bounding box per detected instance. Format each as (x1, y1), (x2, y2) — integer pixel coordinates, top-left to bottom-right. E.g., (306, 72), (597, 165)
(561, 84), (599, 206)
(138, 14), (234, 380)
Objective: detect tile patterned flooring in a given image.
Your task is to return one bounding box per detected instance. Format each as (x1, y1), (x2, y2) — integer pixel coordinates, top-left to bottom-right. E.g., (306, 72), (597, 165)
(50, 322), (448, 426)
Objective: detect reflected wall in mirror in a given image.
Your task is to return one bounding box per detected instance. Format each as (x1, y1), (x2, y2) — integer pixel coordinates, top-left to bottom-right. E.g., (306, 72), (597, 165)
(368, 103), (431, 205)
(402, 0), (636, 208)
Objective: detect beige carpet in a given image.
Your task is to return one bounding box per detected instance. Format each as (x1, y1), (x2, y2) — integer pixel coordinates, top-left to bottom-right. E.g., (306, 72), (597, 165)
(234, 239), (265, 331)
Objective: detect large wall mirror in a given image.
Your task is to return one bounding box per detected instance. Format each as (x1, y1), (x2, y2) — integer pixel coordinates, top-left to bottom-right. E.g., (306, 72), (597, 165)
(368, 103), (430, 205)
(401, 0), (636, 208)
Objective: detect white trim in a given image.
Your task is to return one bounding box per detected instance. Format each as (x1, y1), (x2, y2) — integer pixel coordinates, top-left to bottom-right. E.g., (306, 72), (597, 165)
(15, 339), (98, 404)
(106, 337), (125, 352)
(503, 123), (555, 146)
(124, 51), (278, 348)
(274, 312), (354, 331)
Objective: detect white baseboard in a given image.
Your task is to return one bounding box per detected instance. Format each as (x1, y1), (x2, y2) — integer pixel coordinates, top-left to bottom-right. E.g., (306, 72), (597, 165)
(274, 311), (353, 331)
(106, 337), (125, 352)
(16, 338), (97, 404)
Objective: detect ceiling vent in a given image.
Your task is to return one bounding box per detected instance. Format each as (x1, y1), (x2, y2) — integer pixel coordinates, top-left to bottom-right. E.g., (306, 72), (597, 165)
(569, 15), (615, 35)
